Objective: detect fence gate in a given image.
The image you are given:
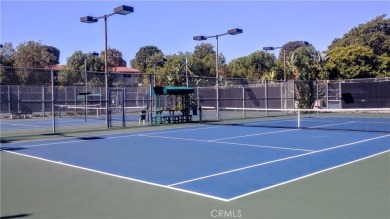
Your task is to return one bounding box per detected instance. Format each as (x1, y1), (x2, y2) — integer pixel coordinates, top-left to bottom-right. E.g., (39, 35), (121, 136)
(109, 88), (125, 127)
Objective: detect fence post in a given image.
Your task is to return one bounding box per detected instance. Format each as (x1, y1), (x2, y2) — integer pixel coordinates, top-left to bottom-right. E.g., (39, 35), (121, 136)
(51, 70), (56, 133)
(17, 85), (20, 112)
(242, 84), (245, 118)
(42, 86), (45, 117)
(264, 80), (268, 116)
(7, 85), (11, 113)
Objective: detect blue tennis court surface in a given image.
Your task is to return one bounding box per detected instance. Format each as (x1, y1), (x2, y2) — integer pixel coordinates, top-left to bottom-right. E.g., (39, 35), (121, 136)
(2, 125), (389, 201)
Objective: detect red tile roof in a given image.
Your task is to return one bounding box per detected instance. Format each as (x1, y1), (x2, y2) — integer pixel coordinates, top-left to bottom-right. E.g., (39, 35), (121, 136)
(46, 65), (63, 70)
(111, 66), (140, 73)
(45, 65), (140, 73)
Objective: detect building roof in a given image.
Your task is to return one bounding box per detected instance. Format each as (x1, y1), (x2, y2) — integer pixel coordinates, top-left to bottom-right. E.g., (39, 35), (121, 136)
(111, 66), (140, 73)
(45, 65), (140, 73)
(46, 65), (63, 70)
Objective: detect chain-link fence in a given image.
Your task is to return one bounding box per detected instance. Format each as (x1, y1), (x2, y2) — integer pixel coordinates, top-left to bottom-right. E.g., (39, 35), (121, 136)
(1, 66), (389, 138)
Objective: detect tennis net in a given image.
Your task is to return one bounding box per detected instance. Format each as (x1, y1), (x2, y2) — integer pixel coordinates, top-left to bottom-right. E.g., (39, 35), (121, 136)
(56, 105), (146, 121)
(199, 107), (390, 133)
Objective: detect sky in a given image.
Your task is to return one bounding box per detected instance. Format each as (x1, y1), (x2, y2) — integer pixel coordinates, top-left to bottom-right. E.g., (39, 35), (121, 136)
(1, 0), (389, 66)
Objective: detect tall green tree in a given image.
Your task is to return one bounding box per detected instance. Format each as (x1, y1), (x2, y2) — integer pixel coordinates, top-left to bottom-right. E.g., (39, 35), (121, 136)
(157, 53), (190, 86)
(289, 46), (324, 80)
(0, 42), (17, 84)
(328, 14), (390, 56)
(130, 46), (163, 73)
(0, 42), (16, 67)
(190, 43), (225, 78)
(14, 41), (57, 84)
(101, 48), (124, 67)
(14, 41), (57, 68)
(227, 51), (275, 80)
(59, 50), (104, 86)
(44, 46), (60, 65)
(324, 45), (387, 79)
(325, 14), (390, 78)
(272, 41), (312, 81)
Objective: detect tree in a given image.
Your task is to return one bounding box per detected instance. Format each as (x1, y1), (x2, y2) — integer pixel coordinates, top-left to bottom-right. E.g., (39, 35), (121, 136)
(227, 51), (276, 80)
(14, 41), (57, 69)
(190, 43), (225, 78)
(328, 14), (390, 56)
(44, 46), (60, 65)
(284, 46), (325, 109)
(0, 42), (17, 84)
(59, 50), (104, 86)
(324, 45), (386, 79)
(130, 46), (163, 73)
(272, 41), (312, 81)
(0, 42), (16, 67)
(325, 14), (390, 79)
(289, 46), (324, 80)
(157, 53), (189, 86)
(14, 41), (57, 84)
(100, 48), (124, 67)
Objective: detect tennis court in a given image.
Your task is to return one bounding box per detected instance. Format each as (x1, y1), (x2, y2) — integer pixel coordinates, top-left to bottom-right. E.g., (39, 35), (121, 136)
(2, 109), (389, 202)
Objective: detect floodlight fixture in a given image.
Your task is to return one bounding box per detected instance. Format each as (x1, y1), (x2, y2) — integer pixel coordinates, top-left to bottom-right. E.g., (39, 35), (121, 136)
(114, 5), (134, 15)
(80, 16), (98, 23)
(228, 28), (243, 35)
(193, 36), (207, 41)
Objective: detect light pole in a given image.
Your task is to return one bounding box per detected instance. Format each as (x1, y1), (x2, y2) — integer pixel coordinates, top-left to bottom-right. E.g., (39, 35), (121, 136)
(263, 41), (309, 109)
(193, 28), (243, 120)
(80, 5), (134, 128)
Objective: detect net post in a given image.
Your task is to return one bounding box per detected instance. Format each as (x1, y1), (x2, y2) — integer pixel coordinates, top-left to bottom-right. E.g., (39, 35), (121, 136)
(297, 109), (301, 129)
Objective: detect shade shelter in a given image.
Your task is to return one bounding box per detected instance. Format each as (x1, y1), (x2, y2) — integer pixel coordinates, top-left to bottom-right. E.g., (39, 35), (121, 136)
(152, 86), (195, 124)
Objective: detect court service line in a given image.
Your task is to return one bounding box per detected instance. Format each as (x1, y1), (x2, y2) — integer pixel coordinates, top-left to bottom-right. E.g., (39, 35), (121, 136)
(137, 134), (312, 152)
(1, 135), (139, 149)
(168, 134), (390, 187)
(140, 126), (218, 135)
(210, 121), (356, 141)
(210, 129), (298, 141)
(3, 150), (229, 202)
(0, 124), (208, 145)
(1, 123), (45, 128)
(209, 141), (315, 152)
(227, 150), (390, 201)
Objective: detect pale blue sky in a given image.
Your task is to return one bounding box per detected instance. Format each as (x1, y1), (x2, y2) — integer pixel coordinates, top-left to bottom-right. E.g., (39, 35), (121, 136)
(1, 1), (389, 65)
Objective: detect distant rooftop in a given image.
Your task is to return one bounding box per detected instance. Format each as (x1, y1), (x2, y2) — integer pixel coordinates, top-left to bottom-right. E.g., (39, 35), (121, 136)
(46, 65), (140, 73)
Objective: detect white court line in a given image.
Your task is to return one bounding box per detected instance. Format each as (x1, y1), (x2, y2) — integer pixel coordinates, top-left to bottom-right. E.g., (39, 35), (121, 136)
(1, 135), (138, 149)
(211, 129), (298, 141)
(1, 123), (45, 128)
(227, 150), (390, 201)
(141, 126), (218, 135)
(211, 121), (356, 141)
(3, 135), (389, 202)
(1, 124), (209, 145)
(168, 134), (390, 187)
(209, 141), (315, 152)
(3, 150), (229, 202)
(137, 134), (312, 152)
